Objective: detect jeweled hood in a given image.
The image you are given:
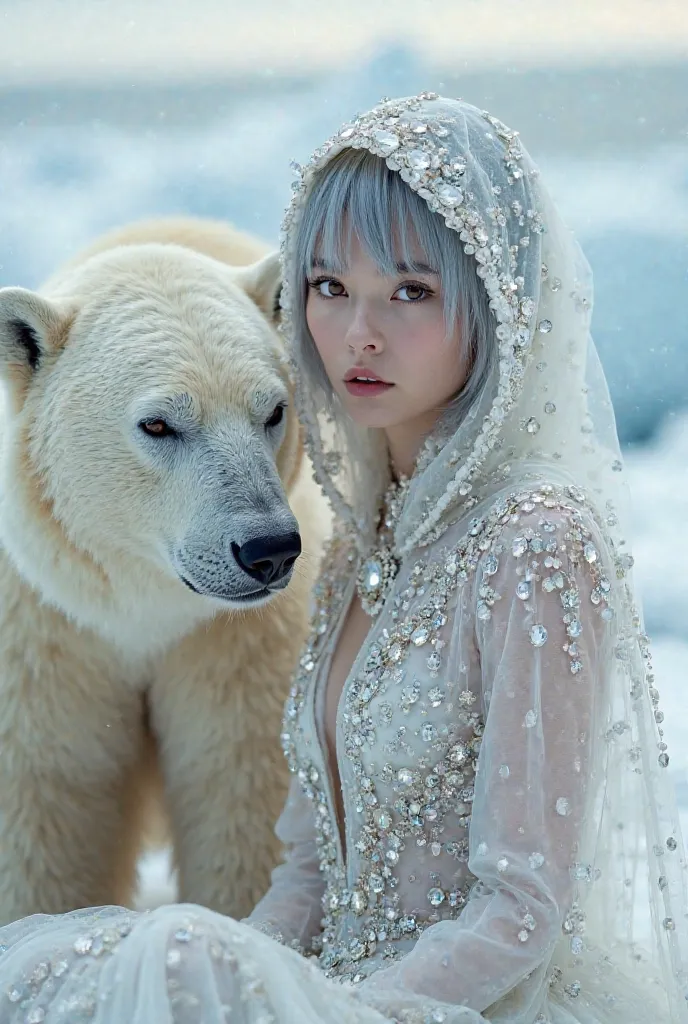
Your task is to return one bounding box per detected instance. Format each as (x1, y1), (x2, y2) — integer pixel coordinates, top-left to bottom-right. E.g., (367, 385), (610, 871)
(280, 93), (626, 556)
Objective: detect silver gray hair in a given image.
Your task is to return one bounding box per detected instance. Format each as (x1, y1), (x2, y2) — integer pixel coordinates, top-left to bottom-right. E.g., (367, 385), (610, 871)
(290, 146), (496, 425)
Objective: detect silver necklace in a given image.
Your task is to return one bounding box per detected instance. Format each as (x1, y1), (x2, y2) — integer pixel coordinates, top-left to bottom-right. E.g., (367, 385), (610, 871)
(356, 474), (410, 617)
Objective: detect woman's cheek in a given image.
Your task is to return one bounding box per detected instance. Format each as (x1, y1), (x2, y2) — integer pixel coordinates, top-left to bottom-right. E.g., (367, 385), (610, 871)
(306, 307), (329, 356)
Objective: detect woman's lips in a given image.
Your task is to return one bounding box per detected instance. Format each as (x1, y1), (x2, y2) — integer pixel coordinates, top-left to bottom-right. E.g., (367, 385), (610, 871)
(344, 379), (395, 397)
(344, 368), (394, 397)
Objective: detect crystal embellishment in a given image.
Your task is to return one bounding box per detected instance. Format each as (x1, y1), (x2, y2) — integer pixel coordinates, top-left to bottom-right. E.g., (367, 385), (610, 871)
(356, 475), (410, 616)
(357, 552), (399, 617)
(411, 626), (430, 646)
(363, 560), (381, 591)
(407, 148), (431, 171)
(437, 183), (464, 207)
(556, 797), (571, 816)
(483, 553), (499, 575)
(371, 128), (400, 154)
(530, 624), (548, 647)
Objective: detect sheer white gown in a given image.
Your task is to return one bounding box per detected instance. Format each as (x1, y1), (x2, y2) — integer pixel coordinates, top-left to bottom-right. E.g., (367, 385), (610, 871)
(0, 486), (678, 1023)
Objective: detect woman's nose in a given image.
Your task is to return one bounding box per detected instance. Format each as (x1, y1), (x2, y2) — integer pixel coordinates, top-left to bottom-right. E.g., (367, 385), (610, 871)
(345, 306), (384, 354)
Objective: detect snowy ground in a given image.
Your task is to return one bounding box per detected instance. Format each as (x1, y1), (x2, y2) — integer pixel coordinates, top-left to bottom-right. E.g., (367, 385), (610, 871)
(0, 61), (686, 908)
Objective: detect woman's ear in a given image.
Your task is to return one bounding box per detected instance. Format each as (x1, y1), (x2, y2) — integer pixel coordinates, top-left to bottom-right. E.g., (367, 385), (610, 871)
(0, 287), (73, 382)
(236, 251), (282, 324)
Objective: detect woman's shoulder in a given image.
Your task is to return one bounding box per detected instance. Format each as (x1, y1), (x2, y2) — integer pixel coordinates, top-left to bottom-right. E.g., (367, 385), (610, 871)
(448, 480), (609, 548)
(423, 479), (619, 599)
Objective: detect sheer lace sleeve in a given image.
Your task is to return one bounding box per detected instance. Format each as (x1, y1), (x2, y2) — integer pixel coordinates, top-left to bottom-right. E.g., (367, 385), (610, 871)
(244, 777), (325, 955)
(355, 507), (614, 1021)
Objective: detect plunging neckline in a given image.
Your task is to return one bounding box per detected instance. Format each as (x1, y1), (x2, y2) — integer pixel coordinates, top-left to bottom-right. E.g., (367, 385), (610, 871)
(312, 569), (378, 870)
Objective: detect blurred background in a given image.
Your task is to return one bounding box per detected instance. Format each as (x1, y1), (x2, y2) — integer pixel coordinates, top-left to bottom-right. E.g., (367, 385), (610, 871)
(1, 0), (686, 905)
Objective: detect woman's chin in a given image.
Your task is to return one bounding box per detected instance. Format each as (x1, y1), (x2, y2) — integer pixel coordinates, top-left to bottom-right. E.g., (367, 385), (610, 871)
(343, 405), (405, 430)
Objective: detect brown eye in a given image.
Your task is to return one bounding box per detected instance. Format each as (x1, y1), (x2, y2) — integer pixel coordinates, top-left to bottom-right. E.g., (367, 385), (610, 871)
(396, 284), (428, 302)
(139, 419), (176, 438)
(265, 404), (286, 429)
(308, 278), (347, 298)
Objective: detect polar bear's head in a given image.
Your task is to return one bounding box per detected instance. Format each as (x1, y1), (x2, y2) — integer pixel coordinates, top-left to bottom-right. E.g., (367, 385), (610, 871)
(0, 242), (307, 641)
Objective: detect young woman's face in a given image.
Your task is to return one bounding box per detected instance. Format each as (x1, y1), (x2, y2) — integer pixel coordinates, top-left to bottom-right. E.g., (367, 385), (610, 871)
(306, 234), (470, 446)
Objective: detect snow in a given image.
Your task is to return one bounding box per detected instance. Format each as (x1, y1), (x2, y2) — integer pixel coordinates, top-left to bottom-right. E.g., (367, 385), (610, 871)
(137, 848), (177, 911)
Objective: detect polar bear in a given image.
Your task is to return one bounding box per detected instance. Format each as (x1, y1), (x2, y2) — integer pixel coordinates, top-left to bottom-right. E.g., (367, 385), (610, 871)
(0, 217), (328, 927)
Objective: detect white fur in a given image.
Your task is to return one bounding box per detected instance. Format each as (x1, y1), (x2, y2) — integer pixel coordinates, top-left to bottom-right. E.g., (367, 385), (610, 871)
(0, 217), (329, 925)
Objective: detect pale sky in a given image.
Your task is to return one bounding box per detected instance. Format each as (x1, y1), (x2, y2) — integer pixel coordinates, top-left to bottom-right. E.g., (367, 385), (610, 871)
(1, 0), (687, 85)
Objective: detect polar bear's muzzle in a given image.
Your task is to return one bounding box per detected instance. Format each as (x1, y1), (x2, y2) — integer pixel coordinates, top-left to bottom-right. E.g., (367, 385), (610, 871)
(173, 503), (302, 608)
(176, 529), (301, 607)
(231, 531), (302, 587)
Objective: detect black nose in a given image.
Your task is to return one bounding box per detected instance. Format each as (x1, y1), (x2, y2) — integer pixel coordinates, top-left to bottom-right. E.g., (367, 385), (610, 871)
(232, 532), (302, 586)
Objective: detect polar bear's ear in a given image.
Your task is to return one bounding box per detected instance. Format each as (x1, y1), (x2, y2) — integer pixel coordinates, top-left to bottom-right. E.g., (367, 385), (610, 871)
(236, 251), (282, 324)
(0, 287), (72, 379)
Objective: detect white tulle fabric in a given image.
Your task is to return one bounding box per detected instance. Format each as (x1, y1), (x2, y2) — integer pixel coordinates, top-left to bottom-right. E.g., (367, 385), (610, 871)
(0, 95), (685, 1024)
(0, 903), (388, 1023)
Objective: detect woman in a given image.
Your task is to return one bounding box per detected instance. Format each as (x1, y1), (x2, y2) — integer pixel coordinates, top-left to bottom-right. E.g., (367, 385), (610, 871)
(0, 94), (685, 1023)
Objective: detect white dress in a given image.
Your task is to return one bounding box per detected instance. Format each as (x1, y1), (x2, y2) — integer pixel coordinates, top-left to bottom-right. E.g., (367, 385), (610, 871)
(0, 486), (677, 1022)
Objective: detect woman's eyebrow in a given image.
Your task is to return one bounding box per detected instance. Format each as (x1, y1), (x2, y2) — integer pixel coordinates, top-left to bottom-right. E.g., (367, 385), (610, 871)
(309, 256), (337, 271)
(308, 257), (438, 275)
(394, 261), (438, 275)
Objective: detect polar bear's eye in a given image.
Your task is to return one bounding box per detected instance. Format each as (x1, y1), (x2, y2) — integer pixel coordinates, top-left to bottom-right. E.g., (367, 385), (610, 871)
(265, 404), (286, 430)
(139, 418), (176, 438)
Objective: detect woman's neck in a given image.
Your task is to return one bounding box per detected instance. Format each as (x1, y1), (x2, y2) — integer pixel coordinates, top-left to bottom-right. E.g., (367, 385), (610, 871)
(384, 409), (440, 479)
